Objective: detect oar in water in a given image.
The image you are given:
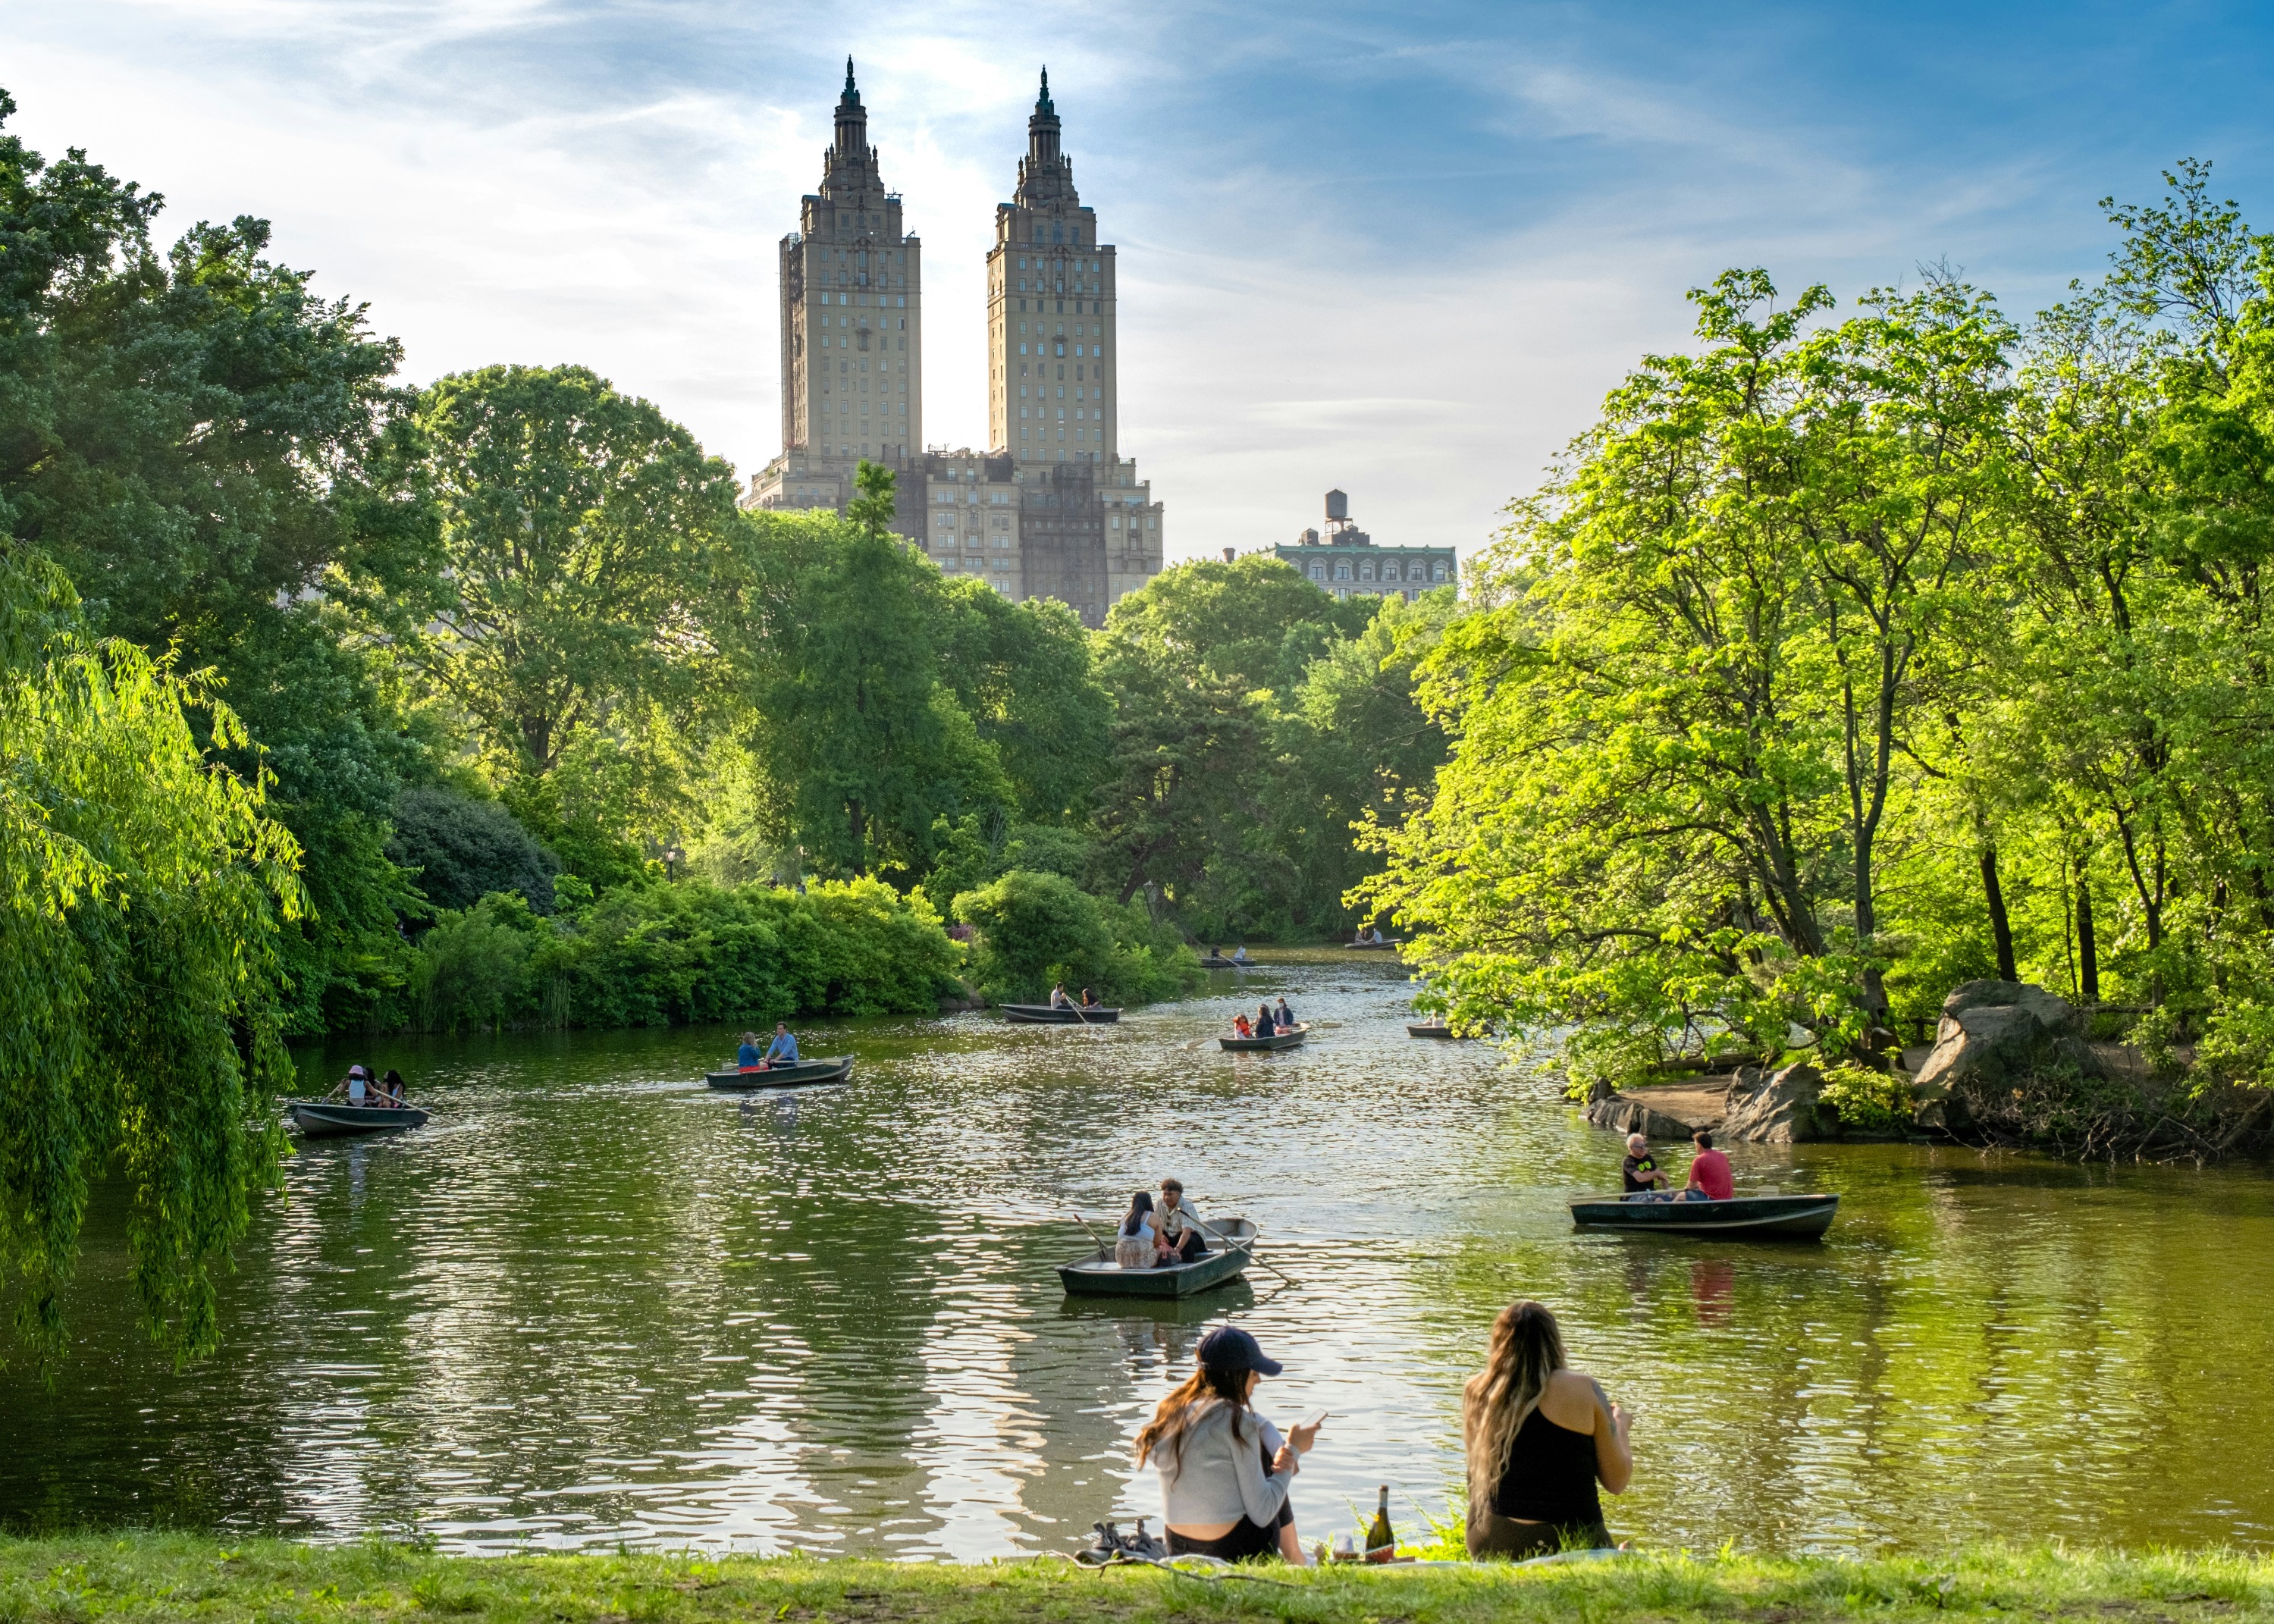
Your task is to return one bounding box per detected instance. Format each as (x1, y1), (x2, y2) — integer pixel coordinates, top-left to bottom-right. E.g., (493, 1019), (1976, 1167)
(1181, 1213), (1297, 1288)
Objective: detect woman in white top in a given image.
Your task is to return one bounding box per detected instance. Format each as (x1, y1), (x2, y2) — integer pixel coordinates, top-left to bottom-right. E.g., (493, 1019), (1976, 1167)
(1136, 1326), (1321, 1562)
(1115, 1192), (1159, 1268)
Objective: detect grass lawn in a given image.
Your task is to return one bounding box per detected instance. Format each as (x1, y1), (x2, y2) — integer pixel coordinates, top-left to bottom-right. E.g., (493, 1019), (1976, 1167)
(2, 1535), (2269, 1624)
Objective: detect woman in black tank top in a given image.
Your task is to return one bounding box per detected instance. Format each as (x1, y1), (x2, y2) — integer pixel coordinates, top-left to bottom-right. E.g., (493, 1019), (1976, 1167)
(1462, 1300), (1633, 1559)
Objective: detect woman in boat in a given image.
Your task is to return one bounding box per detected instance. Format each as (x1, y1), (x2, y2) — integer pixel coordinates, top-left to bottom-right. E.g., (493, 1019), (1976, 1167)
(1273, 997), (1294, 1030)
(1079, 987), (1101, 1008)
(1462, 1300), (1631, 1560)
(1233, 1013), (1253, 1038)
(1138, 1326), (1319, 1563)
(380, 1069), (409, 1107)
(343, 1065), (371, 1107)
(736, 1032), (764, 1072)
(1115, 1192), (1158, 1269)
(1254, 1002), (1277, 1036)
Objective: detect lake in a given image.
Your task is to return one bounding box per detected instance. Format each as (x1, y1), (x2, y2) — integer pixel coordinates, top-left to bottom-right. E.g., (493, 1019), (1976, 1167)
(7, 949), (2271, 1556)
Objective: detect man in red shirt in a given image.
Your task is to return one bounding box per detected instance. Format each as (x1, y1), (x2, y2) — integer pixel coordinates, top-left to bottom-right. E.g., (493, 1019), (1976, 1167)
(1678, 1130), (1734, 1202)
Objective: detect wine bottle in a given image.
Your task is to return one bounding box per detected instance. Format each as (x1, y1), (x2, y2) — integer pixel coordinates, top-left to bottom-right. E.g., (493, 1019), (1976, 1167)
(1364, 1484), (1394, 1561)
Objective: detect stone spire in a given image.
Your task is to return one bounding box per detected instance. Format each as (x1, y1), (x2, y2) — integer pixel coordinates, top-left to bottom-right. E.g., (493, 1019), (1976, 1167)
(1015, 66), (1075, 208)
(825, 55), (882, 201)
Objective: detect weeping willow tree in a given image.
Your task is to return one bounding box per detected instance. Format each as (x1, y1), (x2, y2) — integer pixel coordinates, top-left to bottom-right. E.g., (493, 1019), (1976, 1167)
(0, 553), (302, 1363)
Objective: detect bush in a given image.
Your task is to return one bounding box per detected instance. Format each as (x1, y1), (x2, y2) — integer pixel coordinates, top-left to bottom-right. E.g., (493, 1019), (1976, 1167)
(410, 894), (538, 1032)
(387, 786), (560, 914)
(1818, 1060), (1915, 1133)
(953, 869), (1200, 1006)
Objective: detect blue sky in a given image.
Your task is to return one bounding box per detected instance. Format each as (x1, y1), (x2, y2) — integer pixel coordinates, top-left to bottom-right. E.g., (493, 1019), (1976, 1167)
(5, 0), (2269, 560)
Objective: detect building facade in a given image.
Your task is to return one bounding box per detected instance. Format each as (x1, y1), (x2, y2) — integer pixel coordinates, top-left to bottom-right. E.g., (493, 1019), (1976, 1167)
(1272, 490), (1456, 602)
(743, 67), (1162, 628)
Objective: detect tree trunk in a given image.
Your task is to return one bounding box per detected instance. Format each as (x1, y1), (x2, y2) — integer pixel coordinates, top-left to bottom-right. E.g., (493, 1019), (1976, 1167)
(2076, 873), (2100, 1005)
(1980, 843), (2018, 983)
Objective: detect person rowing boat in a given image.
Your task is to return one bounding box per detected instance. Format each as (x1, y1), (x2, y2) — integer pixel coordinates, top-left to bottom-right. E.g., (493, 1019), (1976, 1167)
(738, 1023), (801, 1072)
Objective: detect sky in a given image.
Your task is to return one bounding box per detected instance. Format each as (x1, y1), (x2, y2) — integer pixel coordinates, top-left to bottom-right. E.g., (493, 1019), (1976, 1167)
(5, 0), (2272, 564)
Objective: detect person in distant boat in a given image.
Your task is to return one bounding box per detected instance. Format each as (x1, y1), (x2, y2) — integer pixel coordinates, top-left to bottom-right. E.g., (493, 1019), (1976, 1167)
(1157, 1179), (1208, 1263)
(1273, 997), (1294, 1030)
(1231, 945), (1252, 965)
(380, 1069), (409, 1107)
(1462, 1300), (1630, 1559)
(1081, 987), (1102, 1008)
(762, 1022), (801, 1068)
(1676, 1130), (1733, 1202)
(1115, 1191), (1159, 1269)
(1254, 1002), (1277, 1037)
(343, 1065), (371, 1106)
(1233, 1013), (1254, 1038)
(736, 1031), (764, 1071)
(1050, 983), (1072, 1008)
(1620, 1133), (1668, 1201)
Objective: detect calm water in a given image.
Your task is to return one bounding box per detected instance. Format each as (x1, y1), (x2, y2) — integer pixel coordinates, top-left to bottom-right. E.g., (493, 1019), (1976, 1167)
(8, 951), (2272, 1556)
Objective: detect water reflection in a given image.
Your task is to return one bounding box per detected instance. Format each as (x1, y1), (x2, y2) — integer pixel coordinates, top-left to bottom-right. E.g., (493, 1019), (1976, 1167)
(3, 952), (2270, 1556)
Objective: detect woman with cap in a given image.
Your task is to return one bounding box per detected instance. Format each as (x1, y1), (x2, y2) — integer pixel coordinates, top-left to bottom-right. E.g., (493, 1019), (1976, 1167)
(1136, 1325), (1321, 1563)
(1463, 1300), (1631, 1558)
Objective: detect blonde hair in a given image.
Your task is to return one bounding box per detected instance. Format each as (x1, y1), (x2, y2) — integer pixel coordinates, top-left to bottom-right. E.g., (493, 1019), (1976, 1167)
(1461, 1300), (1567, 1514)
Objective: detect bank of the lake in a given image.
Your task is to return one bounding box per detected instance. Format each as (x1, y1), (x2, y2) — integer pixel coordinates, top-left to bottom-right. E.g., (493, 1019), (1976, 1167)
(5, 1536), (2271, 1624)
(6, 951), (2272, 1557)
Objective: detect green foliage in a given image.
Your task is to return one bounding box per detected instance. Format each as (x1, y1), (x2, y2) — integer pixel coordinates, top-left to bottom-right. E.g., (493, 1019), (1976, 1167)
(398, 877), (959, 1033)
(0, 555), (300, 1362)
(952, 868), (1201, 1006)
(1818, 1061), (1916, 1133)
(387, 785), (559, 913)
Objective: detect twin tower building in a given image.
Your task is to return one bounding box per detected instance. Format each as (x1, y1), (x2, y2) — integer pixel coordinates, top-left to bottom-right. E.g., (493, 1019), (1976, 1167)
(742, 63), (1165, 627)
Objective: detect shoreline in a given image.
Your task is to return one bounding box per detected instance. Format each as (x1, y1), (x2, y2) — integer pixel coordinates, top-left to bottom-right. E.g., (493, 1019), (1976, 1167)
(4, 1535), (2269, 1622)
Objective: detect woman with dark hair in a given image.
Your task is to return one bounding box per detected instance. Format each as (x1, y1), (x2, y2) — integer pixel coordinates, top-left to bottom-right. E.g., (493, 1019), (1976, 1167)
(1137, 1326), (1320, 1563)
(1462, 1300), (1632, 1559)
(1115, 1192), (1158, 1268)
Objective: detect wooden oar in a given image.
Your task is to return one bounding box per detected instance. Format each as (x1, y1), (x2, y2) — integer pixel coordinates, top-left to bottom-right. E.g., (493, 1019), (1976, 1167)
(1181, 1213), (1297, 1287)
(1071, 1210), (1112, 1259)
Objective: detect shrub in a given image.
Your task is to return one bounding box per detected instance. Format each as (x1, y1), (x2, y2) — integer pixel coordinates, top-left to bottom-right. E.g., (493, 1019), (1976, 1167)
(410, 894), (539, 1031)
(387, 786), (559, 914)
(953, 869), (1200, 1006)
(1818, 1060), (1915, 1133)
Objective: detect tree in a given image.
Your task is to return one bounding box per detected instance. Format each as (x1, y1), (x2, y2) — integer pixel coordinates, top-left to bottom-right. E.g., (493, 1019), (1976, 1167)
(0, 553), (300, 1361)
(391, 364), (740, 781)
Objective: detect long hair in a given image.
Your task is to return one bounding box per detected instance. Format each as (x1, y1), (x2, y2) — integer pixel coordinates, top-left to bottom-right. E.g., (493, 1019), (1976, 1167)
(1462, 1301), (1568, 1513)
(1134, 1363), (1253, 1477)
(1122, 1191), (1155, 1237)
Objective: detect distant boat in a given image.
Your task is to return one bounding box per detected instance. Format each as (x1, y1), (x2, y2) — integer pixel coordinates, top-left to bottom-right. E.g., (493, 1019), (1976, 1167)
(1001, 1003), (1121, 1024)
(1407, 1021), (1458, 1039)
(1198, 955), (1250, 970)
(1568, 1193), (1839, 1239)
(1344, 938), (1403, 951)
(1059, 1218), (1259, 1298)
(289, 1102), (429, 1138)
(1219, 1022), (1309, 1052)
(704, 1056), (855, 1090)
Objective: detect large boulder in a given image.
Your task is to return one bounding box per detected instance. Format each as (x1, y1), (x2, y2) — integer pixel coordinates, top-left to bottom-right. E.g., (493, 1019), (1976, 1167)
(1911, 980), (2100, 1134)
(1720, 1061), (1830, 1143)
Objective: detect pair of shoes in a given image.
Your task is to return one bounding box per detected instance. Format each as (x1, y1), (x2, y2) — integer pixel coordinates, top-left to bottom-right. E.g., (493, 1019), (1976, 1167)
(1077, 1519), (1168, 1565)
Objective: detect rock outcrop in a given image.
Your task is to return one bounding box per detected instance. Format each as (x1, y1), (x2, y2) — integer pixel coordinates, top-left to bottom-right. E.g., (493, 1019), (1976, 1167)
(1909, 980), (2102, 1134)
(1720, 1061), (1830, 1143)
(1584, 1095), (1706, 1141)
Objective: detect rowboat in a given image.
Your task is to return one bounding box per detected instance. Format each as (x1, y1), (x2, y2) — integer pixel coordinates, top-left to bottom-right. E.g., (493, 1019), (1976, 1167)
(1407, 1021), (1457, 1039)
(1199, 956), (1252, 970)
(1344, 939), (1402, 951)
(1218, 1022), (1308, 1052)
(1001, 1003), (1121, 1024)
(1059, 1218), (1259, 1298)
(1568, 1193), (1839, 1238)
(704, 1056), (855, 1090)
(290, 1102), (430, 1138)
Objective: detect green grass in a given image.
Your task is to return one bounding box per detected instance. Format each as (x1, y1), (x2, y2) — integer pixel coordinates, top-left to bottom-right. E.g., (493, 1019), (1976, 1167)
(2, 1534), (2270, 1624)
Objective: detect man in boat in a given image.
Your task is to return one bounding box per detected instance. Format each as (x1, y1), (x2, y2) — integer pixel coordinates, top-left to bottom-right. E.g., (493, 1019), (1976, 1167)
(1231, 945), (1252, 965)
(761, 1022), (801, 1068)
(1156, 1179), (1209, 1264)
(1675, 1130), (1734, 1202)
(1620, 1133), (1670, 1201)
(1050, 983), (1073, 1009)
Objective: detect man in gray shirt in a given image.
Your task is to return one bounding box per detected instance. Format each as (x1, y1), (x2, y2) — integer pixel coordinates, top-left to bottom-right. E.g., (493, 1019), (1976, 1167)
(1158, 1178), (1207, 1262)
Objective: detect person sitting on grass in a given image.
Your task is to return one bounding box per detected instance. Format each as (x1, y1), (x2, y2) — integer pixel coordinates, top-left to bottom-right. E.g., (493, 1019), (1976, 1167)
(1139, 1326), (1319, 1564)
(1676, 1130), (1733, 1202)
(1462, 1300), (1631, 1560)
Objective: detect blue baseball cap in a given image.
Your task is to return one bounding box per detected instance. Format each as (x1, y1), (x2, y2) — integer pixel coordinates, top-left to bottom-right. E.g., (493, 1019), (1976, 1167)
(1197, 1325), (1282, 1378)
